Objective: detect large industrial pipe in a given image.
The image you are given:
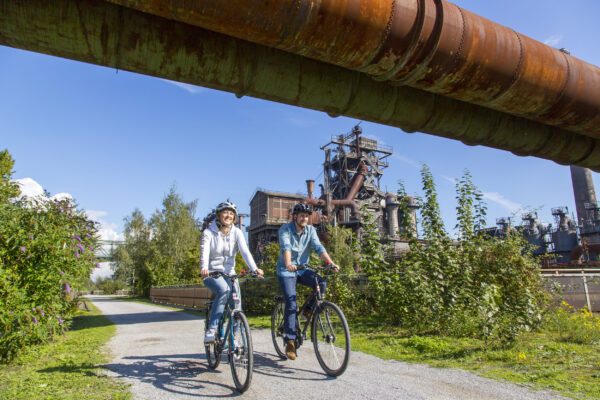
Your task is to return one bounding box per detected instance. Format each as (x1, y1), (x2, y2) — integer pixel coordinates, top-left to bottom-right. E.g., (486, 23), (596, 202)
(570, 166), (598, 226)
(3, 1), (600, 170)
(386, 193), (400, 238)
(345, 162), (368, 201)
(108, 0), (600, 138)
(306, 180), (315, 199)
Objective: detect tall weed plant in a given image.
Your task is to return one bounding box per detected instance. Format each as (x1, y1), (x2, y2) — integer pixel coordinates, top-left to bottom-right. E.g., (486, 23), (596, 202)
(360, 165), (547, 344)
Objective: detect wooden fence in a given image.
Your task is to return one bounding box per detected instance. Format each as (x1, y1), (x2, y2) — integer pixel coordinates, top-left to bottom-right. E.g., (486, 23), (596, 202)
(149, 271), (600, 313)
(149, 285), (212, 309)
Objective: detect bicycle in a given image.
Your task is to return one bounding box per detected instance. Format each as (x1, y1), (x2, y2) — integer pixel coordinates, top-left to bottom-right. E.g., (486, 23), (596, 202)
(204, 271), (259, 393)
(270, 264), (351, 377)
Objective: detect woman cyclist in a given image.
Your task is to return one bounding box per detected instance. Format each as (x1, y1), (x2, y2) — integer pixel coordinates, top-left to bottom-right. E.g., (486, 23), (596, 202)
(201, 200), (264, 343)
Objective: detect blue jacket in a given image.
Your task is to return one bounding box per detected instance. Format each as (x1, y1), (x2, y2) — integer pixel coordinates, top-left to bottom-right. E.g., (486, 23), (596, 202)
(276, 222), (326, 277)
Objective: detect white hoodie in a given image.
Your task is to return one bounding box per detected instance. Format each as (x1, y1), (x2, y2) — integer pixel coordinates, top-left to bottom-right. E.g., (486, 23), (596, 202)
(200, 220), (258, 275)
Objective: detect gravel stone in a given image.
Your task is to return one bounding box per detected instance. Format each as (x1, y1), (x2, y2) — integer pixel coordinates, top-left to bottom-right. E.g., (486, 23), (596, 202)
(90, 295), (568, 400)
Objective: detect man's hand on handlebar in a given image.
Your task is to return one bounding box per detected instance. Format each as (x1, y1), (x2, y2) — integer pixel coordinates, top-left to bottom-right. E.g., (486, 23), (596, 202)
(201, 268), (209, 278)
(286, 264), (298, 272)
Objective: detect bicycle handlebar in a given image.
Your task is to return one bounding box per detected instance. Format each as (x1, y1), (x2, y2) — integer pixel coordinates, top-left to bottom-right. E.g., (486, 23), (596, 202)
(207, 271), (263, 280)
(296, 263), (338, 273)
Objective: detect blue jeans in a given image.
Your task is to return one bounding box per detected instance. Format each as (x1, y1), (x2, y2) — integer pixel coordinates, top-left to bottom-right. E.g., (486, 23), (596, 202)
(204, 276), (241, 331)
(278, 269), (327, 340)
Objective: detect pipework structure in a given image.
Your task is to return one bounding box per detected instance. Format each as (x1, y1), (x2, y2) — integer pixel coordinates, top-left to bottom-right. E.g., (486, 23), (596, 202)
(2, 1), (600, 169)
(484, 167), (600, 266)
(248, 126), (418, 261)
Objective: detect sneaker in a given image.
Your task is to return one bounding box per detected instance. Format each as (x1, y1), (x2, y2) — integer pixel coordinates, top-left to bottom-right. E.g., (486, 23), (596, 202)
(285, 340), (297, 360)
(204, 329), (216, 344)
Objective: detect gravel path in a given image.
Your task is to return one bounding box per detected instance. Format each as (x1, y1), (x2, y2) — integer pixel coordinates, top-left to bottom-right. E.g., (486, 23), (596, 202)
(89, 295), (568, 400)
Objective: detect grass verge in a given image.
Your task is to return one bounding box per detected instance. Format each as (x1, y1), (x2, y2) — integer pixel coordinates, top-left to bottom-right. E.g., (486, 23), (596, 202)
(0, 302), (131, 400)
(247, 314), (600, 400)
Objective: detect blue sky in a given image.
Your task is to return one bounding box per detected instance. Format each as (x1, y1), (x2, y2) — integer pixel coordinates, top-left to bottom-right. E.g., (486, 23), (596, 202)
(1, 0), (599, 250)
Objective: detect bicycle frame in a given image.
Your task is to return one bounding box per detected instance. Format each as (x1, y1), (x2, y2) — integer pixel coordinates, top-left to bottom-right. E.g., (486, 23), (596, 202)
(205, 272), (245, 352)
(293, 264), (331, 347)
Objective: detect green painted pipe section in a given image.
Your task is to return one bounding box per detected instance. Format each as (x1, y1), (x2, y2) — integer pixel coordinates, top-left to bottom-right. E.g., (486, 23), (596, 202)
(1, 0), (599, 170)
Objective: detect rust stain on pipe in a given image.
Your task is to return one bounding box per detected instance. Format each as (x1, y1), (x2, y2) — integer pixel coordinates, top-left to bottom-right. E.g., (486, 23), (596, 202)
(108, 0), (600, 137)
(3, 0), (600, 170)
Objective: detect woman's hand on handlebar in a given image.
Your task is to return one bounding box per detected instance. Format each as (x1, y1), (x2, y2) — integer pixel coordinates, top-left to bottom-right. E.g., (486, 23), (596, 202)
(255, 268), (265, 277)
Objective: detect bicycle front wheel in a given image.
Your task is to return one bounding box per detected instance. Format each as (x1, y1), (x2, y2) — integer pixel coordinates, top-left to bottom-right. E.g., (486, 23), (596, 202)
(270, 301), (287, 359)
(311, 301), (350, 377)
(229, 312), (253, 393)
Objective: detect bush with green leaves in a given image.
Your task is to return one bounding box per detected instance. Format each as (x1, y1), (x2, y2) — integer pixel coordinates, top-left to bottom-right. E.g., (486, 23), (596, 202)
(360, 165), (546, 344)
(0, 150), (99, 362)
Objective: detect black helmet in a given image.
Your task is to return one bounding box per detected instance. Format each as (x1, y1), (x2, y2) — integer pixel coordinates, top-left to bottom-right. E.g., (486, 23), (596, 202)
(216, 200), (238, 215)
(292, 203), (312, 215)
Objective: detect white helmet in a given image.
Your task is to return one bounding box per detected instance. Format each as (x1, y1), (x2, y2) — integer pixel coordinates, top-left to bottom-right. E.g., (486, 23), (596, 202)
(216, 200), (238, 215)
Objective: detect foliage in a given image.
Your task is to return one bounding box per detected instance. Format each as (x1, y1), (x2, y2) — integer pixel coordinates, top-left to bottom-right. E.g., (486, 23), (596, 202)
(544, 301), (600, 344)
(360, 166), (546, 344)
(336, 314), (600, 400)
(0, 150), (99, 362)
(90, 277), (128, 295)
(112, 187), (201, 295)
(322, 224), (366, 315)
(0, 303), (131, 399)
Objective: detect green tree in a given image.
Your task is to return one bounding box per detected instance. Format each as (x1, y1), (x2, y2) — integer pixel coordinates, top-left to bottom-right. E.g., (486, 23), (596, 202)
(148, 187), (200, 286)
(0, 149), (20, 203)
(112, 209), (153, 295)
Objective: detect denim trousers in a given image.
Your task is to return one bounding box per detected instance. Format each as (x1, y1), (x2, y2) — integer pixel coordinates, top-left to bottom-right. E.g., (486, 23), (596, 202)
(278, 269), (327, 340)
(203, 275), (241, 332)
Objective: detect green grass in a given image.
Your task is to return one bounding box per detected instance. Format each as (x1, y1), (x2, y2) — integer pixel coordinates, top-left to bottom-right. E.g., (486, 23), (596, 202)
(247, 314), (600, 400)
(0, 302), (131, 400)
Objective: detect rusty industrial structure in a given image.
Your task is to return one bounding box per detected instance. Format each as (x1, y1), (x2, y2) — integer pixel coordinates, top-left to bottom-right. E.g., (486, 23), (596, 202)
(484, 166), (600, 266)
(248, 126), (418, 261)
(2, 0), (600, 169)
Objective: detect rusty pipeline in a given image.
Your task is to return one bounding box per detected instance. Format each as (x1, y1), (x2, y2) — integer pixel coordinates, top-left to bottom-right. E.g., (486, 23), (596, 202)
(345, 162), (368, 201)
(107, 0), (600, 138)
(3, 1), (600, 170)
(305, 162), (366, 219)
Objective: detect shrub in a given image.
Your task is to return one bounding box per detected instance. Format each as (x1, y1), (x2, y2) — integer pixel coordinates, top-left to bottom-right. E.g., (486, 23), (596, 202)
(544, 301), (600, 345)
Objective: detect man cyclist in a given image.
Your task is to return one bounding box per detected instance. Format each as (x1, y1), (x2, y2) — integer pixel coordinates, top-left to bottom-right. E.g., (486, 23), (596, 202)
(277, 203), (338, 360)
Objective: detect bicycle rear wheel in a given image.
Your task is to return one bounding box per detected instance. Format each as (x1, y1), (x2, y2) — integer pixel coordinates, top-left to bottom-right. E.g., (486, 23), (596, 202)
(229, 312), (253, 393)
(311, 301), (350, 377)
(205, 303), (221, 369)
(270, 301), (287, 359)
(205, 342), (221, 370)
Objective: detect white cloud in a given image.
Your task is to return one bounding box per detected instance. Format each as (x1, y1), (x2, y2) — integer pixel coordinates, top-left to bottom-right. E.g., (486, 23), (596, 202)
(14, 177), (44, 198)
(441, 175), (457, 185)
(162, 79), (204, 94)
(544, 34), (563, 47)
(85, 210), (123, 241)
(86, 209), (108, 221)
(483, 191), (523, 213)
(90, 261), (114, 282)
(50, 192), (73, 202)
(392, 154), (420, 169)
